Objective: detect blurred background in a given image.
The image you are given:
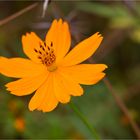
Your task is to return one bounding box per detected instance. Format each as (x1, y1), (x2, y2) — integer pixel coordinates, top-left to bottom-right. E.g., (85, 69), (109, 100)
(0, 0), (140, 139)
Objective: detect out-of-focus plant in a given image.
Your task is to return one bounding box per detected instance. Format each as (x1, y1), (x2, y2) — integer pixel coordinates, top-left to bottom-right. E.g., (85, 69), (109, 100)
(76, 2), (140, 43)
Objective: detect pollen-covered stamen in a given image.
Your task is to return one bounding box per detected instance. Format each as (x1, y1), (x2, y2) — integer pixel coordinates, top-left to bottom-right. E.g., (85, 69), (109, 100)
(40, 44), (45, 51)
(51, 42), (53, 47)
(34, 48), (38, 53)
(34, 42), (56, 67)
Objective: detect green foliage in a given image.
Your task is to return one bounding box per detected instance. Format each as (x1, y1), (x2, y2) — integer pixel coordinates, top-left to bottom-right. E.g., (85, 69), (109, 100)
(77, 2), (130, 18)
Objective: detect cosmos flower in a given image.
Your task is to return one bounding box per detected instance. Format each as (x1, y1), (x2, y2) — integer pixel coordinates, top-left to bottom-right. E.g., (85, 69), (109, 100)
(0, 19), (107, 112)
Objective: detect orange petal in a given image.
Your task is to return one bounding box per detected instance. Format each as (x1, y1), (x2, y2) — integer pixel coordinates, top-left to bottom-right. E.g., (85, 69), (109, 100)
(0, 57), (46, 78)
(29, 74), (58, 112)
(45, 19), (71, 63)
(37, 74), (58, 112)
(5, 71), (49, 96)
(53, 72), (71, 103)
(59, 64), (107, 85)
(56, 70), (83, 96)
(60, 32), (103, 66)
(22, 32), (45, 63)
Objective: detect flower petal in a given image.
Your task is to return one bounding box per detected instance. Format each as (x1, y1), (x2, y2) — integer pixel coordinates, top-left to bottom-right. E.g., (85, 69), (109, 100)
(0, 57), (46, 78)
(37, 74), (58, 112)
(5, 71), (49, 96)
(29, 74), (58, 112)
(56, 70), (83, 96)
(22, 32), (45, 63)
(59, 64), (107, 85)
(60, 32), (103, 66)
(53, 72), (71, 103)
(37, 92), (58, 112)
(45, 19), (71, 63)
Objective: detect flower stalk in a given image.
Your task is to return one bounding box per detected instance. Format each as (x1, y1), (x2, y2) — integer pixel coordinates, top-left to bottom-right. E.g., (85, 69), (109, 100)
(69, 102), (100, 139)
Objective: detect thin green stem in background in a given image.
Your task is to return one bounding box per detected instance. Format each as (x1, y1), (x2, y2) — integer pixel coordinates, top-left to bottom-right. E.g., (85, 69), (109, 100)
(69, 102), (100, 139)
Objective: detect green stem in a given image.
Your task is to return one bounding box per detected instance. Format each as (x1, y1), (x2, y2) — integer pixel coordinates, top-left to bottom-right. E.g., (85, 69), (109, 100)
(69, 102), (100, 139)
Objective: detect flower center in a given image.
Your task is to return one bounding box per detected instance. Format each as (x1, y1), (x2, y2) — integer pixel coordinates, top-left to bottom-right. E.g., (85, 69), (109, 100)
(34, 42), (56, 68)
(47, 64), (57, 72)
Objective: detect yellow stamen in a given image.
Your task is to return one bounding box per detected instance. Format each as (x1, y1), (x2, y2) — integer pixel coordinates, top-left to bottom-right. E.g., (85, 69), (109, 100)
(47, 64), (57, 72)
(34, 41), (56, 67)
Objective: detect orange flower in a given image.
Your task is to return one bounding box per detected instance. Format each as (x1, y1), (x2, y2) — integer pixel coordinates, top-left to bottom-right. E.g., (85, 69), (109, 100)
(14, 117), (25, 132)
(0, 19), (107, 112)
